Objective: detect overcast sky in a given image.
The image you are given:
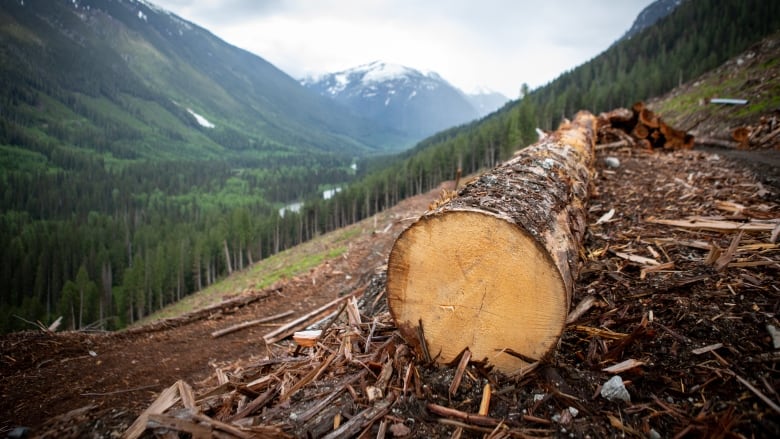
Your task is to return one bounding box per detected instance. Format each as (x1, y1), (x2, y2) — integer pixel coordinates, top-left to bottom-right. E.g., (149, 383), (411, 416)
(151, 0), (654, 98)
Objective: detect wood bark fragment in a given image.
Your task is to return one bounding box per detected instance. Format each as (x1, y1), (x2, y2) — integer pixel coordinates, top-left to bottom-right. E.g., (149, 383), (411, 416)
(733, 373), (780, 415)
(427, 403), (504, 428)
(602, 359), (645, 374)
(566, 295), (598, 324)
(388, 112), (596, 373)
(321, 393), (396, 439)
(647, 217), (778, 233)
(449, 349), (472, 397)
(123, 381), (182, 439)
(478, 383), (492, 416)
(691, 343), (723, 355)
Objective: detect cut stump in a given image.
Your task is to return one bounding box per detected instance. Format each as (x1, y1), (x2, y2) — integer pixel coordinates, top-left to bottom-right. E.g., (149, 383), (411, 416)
(387, 112), (597, 373)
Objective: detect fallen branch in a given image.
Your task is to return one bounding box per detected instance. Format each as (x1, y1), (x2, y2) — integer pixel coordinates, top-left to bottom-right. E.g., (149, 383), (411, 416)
(211, 310), (294, 338)
(647, 216), (778, 233)
(263, 293), (358, 345)
(427, 402), (504, 428)
(733, 372), (780, 415)
(322, 392), (396, 439)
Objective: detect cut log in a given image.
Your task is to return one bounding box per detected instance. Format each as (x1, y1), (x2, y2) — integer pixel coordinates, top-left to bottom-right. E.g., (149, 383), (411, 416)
(631, 123), (650, 139)
(639, 108), (659, 129)
(387, 112), (596, 373)
(732, 126), (751, 149)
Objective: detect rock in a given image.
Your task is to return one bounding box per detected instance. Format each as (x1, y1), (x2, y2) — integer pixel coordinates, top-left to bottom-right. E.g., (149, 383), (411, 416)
(767, 324), (780, 349)
(600, 375), (631, 402)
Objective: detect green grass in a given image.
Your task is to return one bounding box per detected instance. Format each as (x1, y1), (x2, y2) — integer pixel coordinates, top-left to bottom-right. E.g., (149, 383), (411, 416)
(131, 226), (361, 326)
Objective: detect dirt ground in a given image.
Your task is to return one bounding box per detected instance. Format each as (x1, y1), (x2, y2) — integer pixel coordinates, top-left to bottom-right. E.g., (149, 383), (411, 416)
(1, 142), (779, 438)
(0, 188), (437, 437)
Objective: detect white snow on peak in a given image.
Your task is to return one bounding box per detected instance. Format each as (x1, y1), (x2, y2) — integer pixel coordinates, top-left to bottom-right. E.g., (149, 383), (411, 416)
(360, 61), (414, 84)
(186, 108), (215, 128)
(327, 73), (350, 95)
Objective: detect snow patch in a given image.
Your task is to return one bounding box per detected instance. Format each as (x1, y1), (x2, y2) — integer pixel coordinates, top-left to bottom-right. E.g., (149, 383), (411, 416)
(361, 61), (413, 84)
(326, 73), (350, 95)
(186, 108), (215, 128)
(137, 10), (147, 21)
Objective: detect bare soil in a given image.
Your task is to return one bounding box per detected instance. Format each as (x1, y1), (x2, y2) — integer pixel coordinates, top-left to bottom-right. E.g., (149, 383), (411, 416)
(0, 188), (437, 437)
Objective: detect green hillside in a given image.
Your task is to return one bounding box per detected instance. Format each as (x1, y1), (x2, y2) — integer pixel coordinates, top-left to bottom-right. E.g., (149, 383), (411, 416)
(0, 0), (409, 332)
(315, 0), (780, 227)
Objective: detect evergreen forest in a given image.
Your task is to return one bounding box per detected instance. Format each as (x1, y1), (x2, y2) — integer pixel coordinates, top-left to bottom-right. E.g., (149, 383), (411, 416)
(1, 0), (778, 333)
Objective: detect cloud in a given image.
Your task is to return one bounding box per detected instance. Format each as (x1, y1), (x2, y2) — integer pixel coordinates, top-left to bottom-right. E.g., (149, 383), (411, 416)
(152, 0), (654, 97)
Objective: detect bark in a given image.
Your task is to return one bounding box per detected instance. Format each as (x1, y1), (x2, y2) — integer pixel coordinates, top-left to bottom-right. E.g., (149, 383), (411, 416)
(387, 112), (596, 374)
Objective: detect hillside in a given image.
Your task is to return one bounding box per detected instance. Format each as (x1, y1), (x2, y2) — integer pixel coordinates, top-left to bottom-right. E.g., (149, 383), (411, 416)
(0, 0), (411, 334)
(2, 32), (780, 435)
(0, 0), (406, 161)
(2, 0), (778, 337)
(2, 113), (778, 438)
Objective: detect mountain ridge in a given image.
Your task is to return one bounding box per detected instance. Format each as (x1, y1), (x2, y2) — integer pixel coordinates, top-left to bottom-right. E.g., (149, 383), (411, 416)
(301, 61), (508, 141)
(0, 0), (410, 163)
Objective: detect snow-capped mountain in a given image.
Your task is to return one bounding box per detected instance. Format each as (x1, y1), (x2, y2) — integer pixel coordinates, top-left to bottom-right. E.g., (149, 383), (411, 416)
(301, 62), (504, 139)
(622, 0), (683, 40)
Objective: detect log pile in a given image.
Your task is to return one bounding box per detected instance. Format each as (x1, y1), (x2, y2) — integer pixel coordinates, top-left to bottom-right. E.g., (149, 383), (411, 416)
(597, 101), (695, 150)
(732, 114), (780, 149)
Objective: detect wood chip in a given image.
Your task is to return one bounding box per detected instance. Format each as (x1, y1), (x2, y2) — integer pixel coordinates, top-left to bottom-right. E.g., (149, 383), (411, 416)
(614, 251), (660, 266)
(647, 216), (778, 233)
(602, 359), (646, 374)
(123, 381), (182, 439)
(691, 343), (723, 355)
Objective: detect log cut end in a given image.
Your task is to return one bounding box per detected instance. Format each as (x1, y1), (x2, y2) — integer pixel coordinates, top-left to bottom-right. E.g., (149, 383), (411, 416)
(387, 210), (567, 373)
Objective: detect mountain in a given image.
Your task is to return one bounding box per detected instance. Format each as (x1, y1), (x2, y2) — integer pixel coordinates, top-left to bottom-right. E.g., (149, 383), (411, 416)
(622, 0), (682, 40)
(0, 0), (409, 165)
(301, 61), (485, 140)
(466, 88), (511, 117)
(0, 0), (413, 333)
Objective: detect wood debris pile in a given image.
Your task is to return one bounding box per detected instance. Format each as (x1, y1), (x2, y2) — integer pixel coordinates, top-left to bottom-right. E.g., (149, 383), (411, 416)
(597, 102), (695, 150)
(732, 113), (780, 150)
(118, 138), (780, 438)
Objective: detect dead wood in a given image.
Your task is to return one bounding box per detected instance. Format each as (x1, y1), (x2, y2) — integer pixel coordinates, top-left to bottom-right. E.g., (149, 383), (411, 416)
(596, 101), (693, 150)
(263, 293), (357, 345)
(388, 112), (597, 373)
(32, 106), (777, 439)
(210, 310), (294, 338)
